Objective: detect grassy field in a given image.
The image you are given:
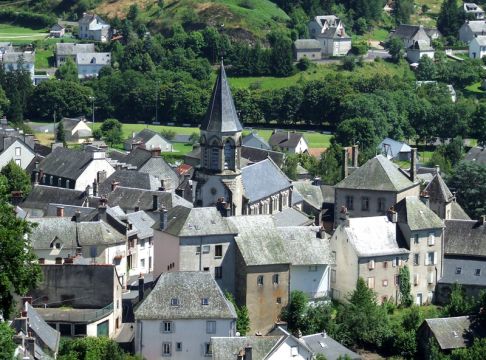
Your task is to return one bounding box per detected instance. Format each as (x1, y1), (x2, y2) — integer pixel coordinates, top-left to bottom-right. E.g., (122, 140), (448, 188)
(0, 23), (48, 42)
(35, 49), (53, 68)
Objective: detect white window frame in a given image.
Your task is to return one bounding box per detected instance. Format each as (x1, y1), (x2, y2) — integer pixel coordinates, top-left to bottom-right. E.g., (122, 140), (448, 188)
(161, 321), (173, 333)
(15, 147), (21, 156)
(162, 342), (171, 356)
(206, 320), (216, 334)
(427, 233), (435, 246)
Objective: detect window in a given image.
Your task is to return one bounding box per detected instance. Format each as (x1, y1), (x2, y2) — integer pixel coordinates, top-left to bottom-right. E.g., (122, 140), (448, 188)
(140, 258), (145, 268)
(74, 324), (87, 336)
(204, 342), (212, 356)
(414, 273), (419, 286)
(162, 343), (171, 356)
(201, 298), (209, 305)
(57, 178), (62, 187)
(38, 258), (45, 264)
(55, 242), (61, 249)
(395, 274), (400, 286)
(367, 277), (375, 289)
(202, 245), (210, 254)
(361, 197), (369, 211)
(211, 147), (219, 170)
(383, 261), (388, 269)
(308, 265), (318, 272)
(378, 197), (386, 212)
(176, 342), (182, 352)
(414, 234), (419, 244)
(161, 321), (173, 333)
(345, 196), (354, 210)
(206, 321), (216, 334)
(413, 253), (420, 266)
(476, 269), (481, 276)
(203, 267), (209, 272)
(224, 140), (234, 170)
(273, 274), (279, 285)
(257, 275), (264, 286)
(59, 323), (72, 336)
(15, 159), (21, 167)
(331, 269), (336, 283)
(456, 267), (462, 274)
(215, 266), (222, 279)
(368, 260), (375, 270)
(55, 257), (62, 264)
(428, 272), (434, 284)
(49, 176), (53, 185)
(140, 239), (145, 249)
(15, 147), (21, 156)
(276, 297), (282, 304)
(291, 346), (299, 356)
(428, 233), (435, 246)
(426, 252), (437, 266)
(65, 180), (70, 188)
(382, 279), (388, 287)
(196, 246), (201, 254)
(215, 245), (223, 258)
(170, 298), (179, 306)
(393, 257), (400, 267)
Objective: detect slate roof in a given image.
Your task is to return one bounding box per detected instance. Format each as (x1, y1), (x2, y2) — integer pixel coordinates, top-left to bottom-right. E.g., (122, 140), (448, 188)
(268, 131), (305, 149)
(138, 157), (180, 189)
(211, 336), (282, 360)
(242, 132), (270, 150)
(122, 147), (152, 168)
(98, 170), (159, 194)
(61, 117), (87, 131)
(241, 146), (284, 167)
(343, 216), (409, 257)
(3, 52), (35, 64)
(39, 147), (99, 180)
(303, 333), (361, 360)
(423, 316), (486, 350)
(128, 129), (163, 145)
(465, 146), (486, 165)
(439, 257), (486, 287)
(451, 201), (471, 220)
(76, 52), (111, 65)
(463, 20), (486, 33)
(395, 196), (444, 231)
(444, 219), (486, 257)
(56, 43), (95, 56)
(272, 207), (314, 227)
(135, 271), (237, 320)
(473, 35), (486, 46)
(335, 155), (415, 192)
(165, 206), (236, 237)
(241, 158), (291, 203)
(21, 185), (86, 212)
(201, 61), (243, 133)
(294, 39), (322, 50)
(105, 186), (192, 211)
(26, 303), (60, 354)
(28, 217), (125, 250)
(393, 24), (432, 41)
(378, 137), (411, 159)
(126, 211), (155, 239)
(293, 181), (324, 210)
(320, 184), (335, 203)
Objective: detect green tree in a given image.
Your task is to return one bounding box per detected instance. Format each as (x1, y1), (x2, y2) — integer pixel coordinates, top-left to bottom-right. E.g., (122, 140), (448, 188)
(127, 4), (140, 21)
(314, 141), (343, 185)
(55, 58), (78, 82)
(385, 37), (405, 63)
(443, 283), (474, 317)
(447, 161), (486, 219)
(56, 120), (66, 144)
(335, 117), (378, 153)
(437, 0), (464, 37)
(470, 102), (486, 146)
(189, 131), (199, 145)
(269, 33), (294, 77)
(416, 55), (437, 80)
(160, 129), (176, 140)
(0, 201), (41, 318)
(394, 0), (415, 24)
(58, 336), (141, 360)
(444, 137), (464, 166)
(399, 266), (413, 307)
(0, 160), (31, 198)
(100, 118), (123, 146)
(282, 154), (299, 180)
(0, 86), (9, 117)
(296, 57), (311, 71)
(282, 291), (309, 334)
(224, 292), (250, 335)
(0, 321), (15, 359)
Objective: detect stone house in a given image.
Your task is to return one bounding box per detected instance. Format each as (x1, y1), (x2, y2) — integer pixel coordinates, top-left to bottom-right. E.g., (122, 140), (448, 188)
(294, 39), (322, 61)
(55, 43), (95, 67)
(78, 13), (111, 42)
(308, 15), (352, 56)
(391, 24), (437, 62)
(76, 52), (111, 79)
(135, 271), (237, 360)
(60, 117), (93, 143)
(3, 51), (35, 80)
(268, 130), (309, 154)
(124, 128), (173, 152)
(29, 264), (123, 338)
(469, 35), (486, 59)
(33, 147), (115, 191)
(464, 3), (485, 19)
(459, 20), (486, 43)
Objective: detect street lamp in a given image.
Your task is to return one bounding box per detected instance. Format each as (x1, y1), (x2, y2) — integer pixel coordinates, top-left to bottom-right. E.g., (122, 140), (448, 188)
(89, 96), (95, 128)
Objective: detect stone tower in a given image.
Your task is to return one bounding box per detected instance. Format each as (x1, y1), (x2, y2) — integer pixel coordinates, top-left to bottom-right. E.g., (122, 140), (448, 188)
(193, 61), (244, 216)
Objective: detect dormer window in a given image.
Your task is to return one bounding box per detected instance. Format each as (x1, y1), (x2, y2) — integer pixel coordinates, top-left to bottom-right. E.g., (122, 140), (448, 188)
(55, 243), (61, 249)
(201, 298), (209, 305)
(170, 298), (179, 306)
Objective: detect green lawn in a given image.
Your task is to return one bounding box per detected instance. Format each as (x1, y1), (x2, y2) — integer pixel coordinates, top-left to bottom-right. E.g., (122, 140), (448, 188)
(465, 82), (485, 93)
(35, 49), (53, 68)
(0, 23), (48, 42)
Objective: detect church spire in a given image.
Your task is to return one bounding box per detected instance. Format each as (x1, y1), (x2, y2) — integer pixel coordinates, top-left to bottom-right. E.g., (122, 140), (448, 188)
(201, 60), (243, 133)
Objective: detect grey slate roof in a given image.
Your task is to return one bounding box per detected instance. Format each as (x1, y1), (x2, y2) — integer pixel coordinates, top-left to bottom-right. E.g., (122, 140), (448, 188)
(56, 43), (95, 56)
(242, 132), (270, 150)
(444, 219), (486, 257)
(122, 147), (152, 168)
(293, 181), (324, 210)
(21, 185), (86, 212)
(3, 52), (35, 64)
(105, 186), (192, 212)
(201, 62), (243, 133)
(343, 216), (409, 257)
(463, 20), (486, 33)
(393, 24), (432, 41)
(211, 336), (282, 360)
(439, 257), (486, 287)
(378, 137), (411, 159)
(241, 158), (291, 203)
(425, 173), (454, 203)
(272, 207), (314, 227)
(241, 146), (284, 167)
(126, 129), (164, 146)
(294, 39), (322, 50)
(138, 157), (180, 189)
(39, 147), (98, 180)
(98, 170), (159, 194)
(336, 155), (415, 192)
(61, 117), (88, 131)
(76, 52), (111, 65)
(268, 131), (305, 149)
(451, 201), (471, 220)
(165, 206), (237, 237)
(422, 316), (486, 350)
(26, 303), (60, 354)
(303, 333), (361, 360)
(126, 211), (155, 239)
(134, 271), (237, 320)
(465, 146), (486, 165)
(320, 184), (335, 203)
(395, 196), (444, 231)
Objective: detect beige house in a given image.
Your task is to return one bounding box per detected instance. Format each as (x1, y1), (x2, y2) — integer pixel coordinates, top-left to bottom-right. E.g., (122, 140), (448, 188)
(60, 117), (93, 143)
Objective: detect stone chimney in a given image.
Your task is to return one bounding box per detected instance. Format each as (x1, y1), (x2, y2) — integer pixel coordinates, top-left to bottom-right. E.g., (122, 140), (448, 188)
(56, 206), (64, 217)
(160, 207), (168, 231)
(86, 184), (92, 197)
(92, 180), (98, 197)
(312, 177), (322, 186)
(339, 206), (349, 227)
(342, 147), (349, 179)
(352, 144), (358, 167)
(97, 170), (107, 184)
(152, 194), (159, 211)
(111, 181), (120, 191)
(159, 179), (166, 191)
(34, 172), (39, 185)
(74, 211), (81, 223)
(244, 345), (252, 360)
(410, 148), (417, 182)
(420, 191), (430, 207)
(387, 208), (398, 223)
(435, 164), (440, 175)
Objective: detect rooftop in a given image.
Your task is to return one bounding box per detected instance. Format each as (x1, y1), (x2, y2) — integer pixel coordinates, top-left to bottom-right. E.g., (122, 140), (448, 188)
(444, 219), (486, 257)
(303, 332), (361, 360)
(21, 185), (86, 212)
(241, 146), (284, 167)
(268, 131), (305, 149)
(424, 173), (454, 203)
(211, 336), (282, 360)
(76, 52), (111, 65)
(439, 257), (486, 287)
(423, 316), (486, 350)
(395, 196), (444, 231)
(294, 39), (322, 50)
(56, 42), (95, 56)
(98, 170), (159, 194)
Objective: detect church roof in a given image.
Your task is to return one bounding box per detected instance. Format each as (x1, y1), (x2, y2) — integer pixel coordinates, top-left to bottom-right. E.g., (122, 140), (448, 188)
(201, 61), (243, 134)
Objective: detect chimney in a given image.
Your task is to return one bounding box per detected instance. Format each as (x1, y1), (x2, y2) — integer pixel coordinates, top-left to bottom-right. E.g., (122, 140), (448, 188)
(435, 164), (440, 175)
(97, 170), (107, 184)
(420, 191), (430, 207)
(111, 181), (120, 191)
(387, 208), (398, 223)
(287, 131), (290, 140)
(244, 345), (252, 360)
(56, 206), (64, 217)
(339, 206), (349, 227)
(480, 215), (486, 225)
(312, 177), (322, 186)
(25, 337), (35, 356)
(98, 197), (107, 217)
(92, 180), (98, 197)
(410, 148), (417, 182)
(159, 179), (165, 191)
(152, 194), (159, 211)
(352, 144), (358, 167)
(160, 207), (168, 231)
(134, 205), (140, 212)
(86, 184), (93, 196)
(74, 211), (81, 223)
(342, 147), (349, 179)
(138, 274), (145, 301)
(34, 172), (39, 185)
(35, 161), (39, 171)
(151, 147), (161, 157)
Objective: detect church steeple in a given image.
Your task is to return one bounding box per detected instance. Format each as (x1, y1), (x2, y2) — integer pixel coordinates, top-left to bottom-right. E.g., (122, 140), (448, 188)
(201, 61), (243, 134)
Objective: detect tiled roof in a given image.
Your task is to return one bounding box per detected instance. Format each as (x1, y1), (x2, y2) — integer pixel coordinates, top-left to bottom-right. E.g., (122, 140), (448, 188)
(123, 147), (152, 168)
(335, 155), (415, 192)
(138, 157), (180, 190)
(463, 20), (486, 33)
(451, 201), (471, 220)
(135, 271), (237, 320)
(201, 61), (243, 133)
(395, 196), (444, 231)
(293, 181), (324, 210)
(241, 158), (291, 203)
(211, 336), (282, 360)
(126, 211), (155, 239)
(444, 219), (486, 257)
(272, 207), (314, 227)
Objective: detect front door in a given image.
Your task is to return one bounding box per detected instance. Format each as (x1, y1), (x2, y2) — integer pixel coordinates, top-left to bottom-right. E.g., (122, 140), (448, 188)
(415, 293), (423, 306)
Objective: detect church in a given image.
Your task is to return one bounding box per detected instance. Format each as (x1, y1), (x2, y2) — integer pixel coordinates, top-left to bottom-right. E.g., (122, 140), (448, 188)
(193, 62), (293, 216)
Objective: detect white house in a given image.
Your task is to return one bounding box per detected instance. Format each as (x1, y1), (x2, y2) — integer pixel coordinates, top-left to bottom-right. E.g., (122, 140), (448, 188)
(50, 24), (65, 38)
(378, 137), (412, 161)
(268, 131), (309, 154)
(78, 13), (111, 42)
(459, 20), (486, 43)
(464, 3), (485, 19)
(308, 15), (351, 56)
(60, 117), (93, 143)
(294, 39), (322, 61)
(3, 51), (35, 80)
(135, 272), (237, 360)
(124, 128), (173, 152)
(0, 136), (35, 170)
(76, 52), (111, 79)
(469, 35), (486, 59)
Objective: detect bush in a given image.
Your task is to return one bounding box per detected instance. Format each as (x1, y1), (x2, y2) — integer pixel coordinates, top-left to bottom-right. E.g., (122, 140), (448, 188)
(0, 9), (56, 29)
(341, 56), (356, 71)
(296, 57), (312, 71)
(352, 42), (369, 56)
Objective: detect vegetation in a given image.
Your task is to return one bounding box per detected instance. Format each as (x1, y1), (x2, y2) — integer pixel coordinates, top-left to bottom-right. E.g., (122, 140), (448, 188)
(58, 337), (141, 360)
(399, 266), (413, 307)
(0, 322), (16, 359)
(100, 118), (123, 146)
(225, 292), (250, 336)
(0, 160), (32, 198)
